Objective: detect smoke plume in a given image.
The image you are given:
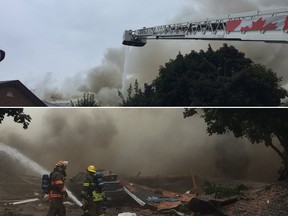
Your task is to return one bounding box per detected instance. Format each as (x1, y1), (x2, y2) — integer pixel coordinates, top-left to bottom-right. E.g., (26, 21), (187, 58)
(0, 109), (282, 182)
(34, 0), (288, 105)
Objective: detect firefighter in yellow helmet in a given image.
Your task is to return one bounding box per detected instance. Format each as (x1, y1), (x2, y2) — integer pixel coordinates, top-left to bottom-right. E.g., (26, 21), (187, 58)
(81, 165), (106, 216)
(47, 160), (68, 216)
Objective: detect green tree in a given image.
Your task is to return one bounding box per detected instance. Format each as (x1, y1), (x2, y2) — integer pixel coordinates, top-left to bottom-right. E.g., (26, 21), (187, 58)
(217, 64), (287, 105)
(119, 44), (287, 106)
(184, 108), (288, 180)
(71, 93), (101, 107)
(0, 108), (31, 129)
(118, 80), (156, 106)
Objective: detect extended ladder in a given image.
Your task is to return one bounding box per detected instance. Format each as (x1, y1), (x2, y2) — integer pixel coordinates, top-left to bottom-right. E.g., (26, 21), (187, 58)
(123, 8), (288, 46)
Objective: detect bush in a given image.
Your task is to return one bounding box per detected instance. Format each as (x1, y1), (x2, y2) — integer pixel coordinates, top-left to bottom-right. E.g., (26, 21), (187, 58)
(201, 181), (248, 198)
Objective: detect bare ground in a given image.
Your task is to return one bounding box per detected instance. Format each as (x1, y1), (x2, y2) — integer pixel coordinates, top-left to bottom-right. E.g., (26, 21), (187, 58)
(1, 173), (288, 216)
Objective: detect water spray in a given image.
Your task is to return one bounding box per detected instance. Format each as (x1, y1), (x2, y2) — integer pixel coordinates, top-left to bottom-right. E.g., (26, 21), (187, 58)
(0, 142), (82, 207)
(121, 46), (130, 94)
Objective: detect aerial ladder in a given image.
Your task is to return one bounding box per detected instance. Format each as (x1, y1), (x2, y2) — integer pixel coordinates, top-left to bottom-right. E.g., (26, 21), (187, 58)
(122, 8), (288, 47)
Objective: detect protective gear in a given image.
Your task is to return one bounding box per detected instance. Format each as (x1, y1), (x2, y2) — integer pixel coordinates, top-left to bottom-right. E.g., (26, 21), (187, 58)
(81, 199), (88, 210)
(92, 191), (104, 201)
(55, 160), (68, 168)
(102, 195), (108, 211)
(47, 166), (67, 216)
(47, 198), (66, 216)
(49, 169), (67, 199)
(87, 165), (96, 173)
(94, 172), (104, 193)
(42, 174), (50, 194)
(81, 169), (106, 216)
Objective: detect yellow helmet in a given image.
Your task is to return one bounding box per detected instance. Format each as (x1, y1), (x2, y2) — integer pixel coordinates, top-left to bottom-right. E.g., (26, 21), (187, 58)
(87, 165), (96, 173)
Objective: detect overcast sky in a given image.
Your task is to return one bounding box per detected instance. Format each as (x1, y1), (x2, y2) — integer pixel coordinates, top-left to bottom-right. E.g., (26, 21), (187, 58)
(0, 0), (189, 85)
(0, 1), (287, 105)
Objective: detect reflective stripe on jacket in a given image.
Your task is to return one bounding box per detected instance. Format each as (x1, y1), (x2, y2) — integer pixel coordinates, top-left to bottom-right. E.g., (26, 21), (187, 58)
(49, 169), (66, 199)
(92, 191), (105, 201)
(81, 173), (104, 202)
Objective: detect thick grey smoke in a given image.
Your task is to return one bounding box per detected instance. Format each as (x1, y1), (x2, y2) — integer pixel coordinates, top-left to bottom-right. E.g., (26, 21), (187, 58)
(124, 0), (288, 91)
(0, 109), (282, 182)
(37, 48), (125, 105)
(36, 0), (288, 105)
(78, 47), (125, 105)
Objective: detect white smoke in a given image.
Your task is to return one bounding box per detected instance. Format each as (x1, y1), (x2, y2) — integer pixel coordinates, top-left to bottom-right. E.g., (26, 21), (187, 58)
(0, 109), (282, 182)
(33, 0), (288, 105)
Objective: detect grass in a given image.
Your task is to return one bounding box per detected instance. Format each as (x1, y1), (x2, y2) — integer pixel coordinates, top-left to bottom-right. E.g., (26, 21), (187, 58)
(201, 181), (248, 198)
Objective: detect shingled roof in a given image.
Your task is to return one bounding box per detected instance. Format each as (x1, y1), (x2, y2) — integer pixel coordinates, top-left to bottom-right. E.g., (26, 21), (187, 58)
(0, 80), (47, 106)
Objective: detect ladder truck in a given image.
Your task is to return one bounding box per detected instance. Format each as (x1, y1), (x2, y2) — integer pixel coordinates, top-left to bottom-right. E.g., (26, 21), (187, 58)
(122, 8), (288, 47)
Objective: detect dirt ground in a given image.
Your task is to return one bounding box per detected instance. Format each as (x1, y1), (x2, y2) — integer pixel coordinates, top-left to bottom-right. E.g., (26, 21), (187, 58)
(0, 193), (174, 216)
(0, 200), (167, 216)
(221, 181), (288, 215)
(1, 173), (288, 216)
(0, 173), (180, 216)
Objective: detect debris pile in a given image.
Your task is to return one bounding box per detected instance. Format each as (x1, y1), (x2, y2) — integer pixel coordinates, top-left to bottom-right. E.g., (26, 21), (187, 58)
(1, 172), (288, 216)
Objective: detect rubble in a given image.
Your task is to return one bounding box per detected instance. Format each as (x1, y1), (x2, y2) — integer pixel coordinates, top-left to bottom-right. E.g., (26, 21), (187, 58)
(122, 180), (195, 213)
(12, 198), (40, 205)
(1, 172), (288, 216)
(187, 194), (240, 215)
(118, 213), (137, 216)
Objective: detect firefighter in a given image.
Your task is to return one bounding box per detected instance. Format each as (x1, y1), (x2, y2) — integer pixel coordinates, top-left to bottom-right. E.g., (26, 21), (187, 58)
(81, 165), (106, 216)
(47, 160), (68, 216)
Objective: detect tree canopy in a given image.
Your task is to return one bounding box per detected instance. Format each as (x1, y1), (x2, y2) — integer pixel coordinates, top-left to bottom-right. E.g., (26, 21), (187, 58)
(0, 108), (31, 129)
(184, 108), (288, 180)
(119, 44), (287, 106)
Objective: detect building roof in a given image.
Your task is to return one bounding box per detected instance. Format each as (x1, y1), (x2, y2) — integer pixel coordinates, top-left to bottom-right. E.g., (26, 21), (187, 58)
(0, 80), (47, 106)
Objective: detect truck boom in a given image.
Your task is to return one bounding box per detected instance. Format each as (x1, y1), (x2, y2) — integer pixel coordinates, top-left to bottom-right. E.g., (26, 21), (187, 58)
(123, 8), (288, 46)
